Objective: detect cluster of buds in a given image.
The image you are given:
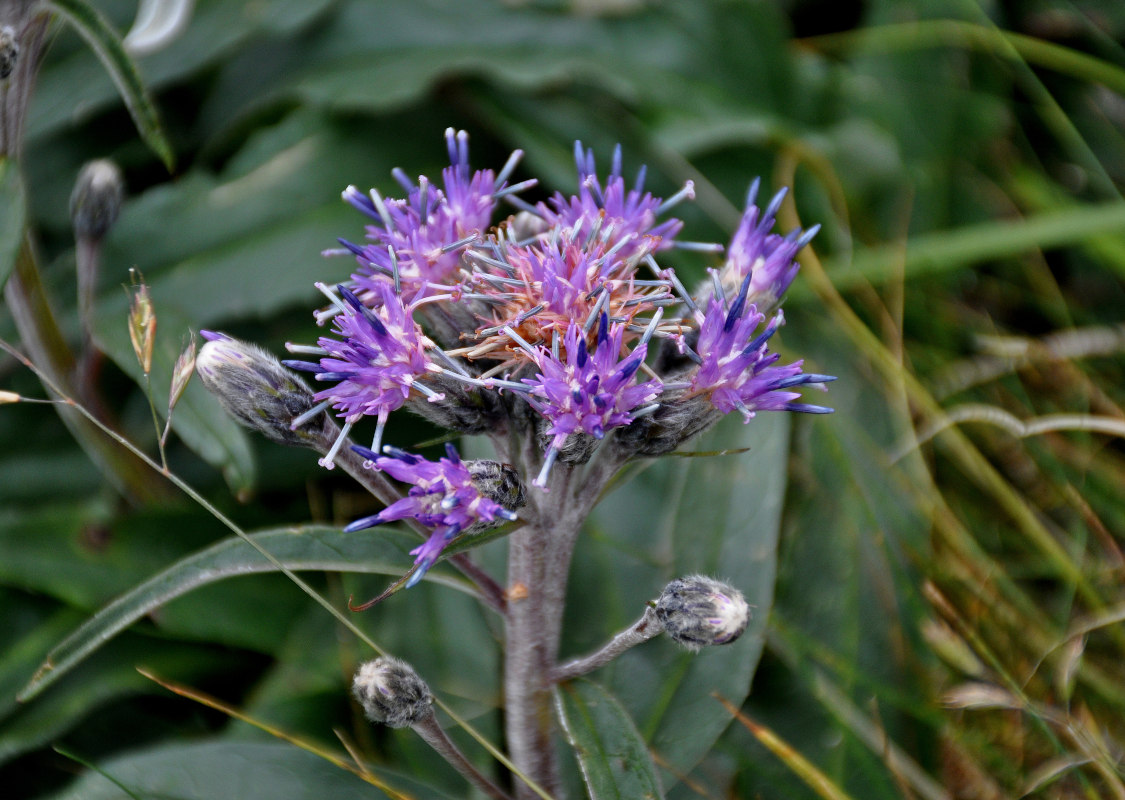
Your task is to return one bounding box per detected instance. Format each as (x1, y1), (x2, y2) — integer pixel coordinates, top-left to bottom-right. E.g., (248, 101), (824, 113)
(201, 130), (832, 585)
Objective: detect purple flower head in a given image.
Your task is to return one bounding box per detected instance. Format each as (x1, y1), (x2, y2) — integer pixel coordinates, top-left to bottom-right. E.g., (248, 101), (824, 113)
(719, 180), (820, 311)
(284, 282), (445, 468)
(519, 317), (663, 486)
(337, 129), (529, 303)
(462, 230), (676, 375)
(344, 444), (519, 587)
(537, 142), (689, 260)
(690, 273), (834, 421)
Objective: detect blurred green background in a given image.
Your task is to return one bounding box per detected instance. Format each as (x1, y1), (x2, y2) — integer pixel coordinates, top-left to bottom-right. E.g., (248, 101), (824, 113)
(3, 0), (1125, 797)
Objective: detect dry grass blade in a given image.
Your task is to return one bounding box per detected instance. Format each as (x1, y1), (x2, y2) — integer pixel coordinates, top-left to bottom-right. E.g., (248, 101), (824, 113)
(715, 693), (859, 800)
(136, 667), (412, 798)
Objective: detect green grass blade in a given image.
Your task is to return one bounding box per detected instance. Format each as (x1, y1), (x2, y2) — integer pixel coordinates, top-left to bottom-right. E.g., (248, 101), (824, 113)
(44, 0), (175, 171)
(800, 202), (1125, 297)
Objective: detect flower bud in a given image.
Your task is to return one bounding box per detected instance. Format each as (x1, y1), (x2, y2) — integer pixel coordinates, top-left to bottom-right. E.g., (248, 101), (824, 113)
(655, 576), (750, 651)
(612, 391), (722, 457)
(467, 459), (526, 516)
(0, 26), (17, 80)
(352, 656), (433, 728)
(70, 160), (124, 240)
(405, 371), (505, 434)
(196, 331), (330, 447)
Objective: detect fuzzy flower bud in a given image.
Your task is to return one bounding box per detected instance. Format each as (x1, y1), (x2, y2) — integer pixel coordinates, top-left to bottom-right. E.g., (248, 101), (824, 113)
(655, 576), (750, 651)
(0, 26), (17, 80)
(352, 656), (433, 728)
(70, 160), (124, 240)
(196, 331), (330, 447)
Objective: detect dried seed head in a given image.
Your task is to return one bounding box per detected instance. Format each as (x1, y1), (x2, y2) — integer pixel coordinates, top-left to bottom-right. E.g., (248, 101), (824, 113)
(70, 160), (124, 240)
(196, 331), (330, 447)
(352, 656), (433, 728)
(127, 275), (157, 375)
(167, 334), (197, 415)
(655, 575), (750, 651)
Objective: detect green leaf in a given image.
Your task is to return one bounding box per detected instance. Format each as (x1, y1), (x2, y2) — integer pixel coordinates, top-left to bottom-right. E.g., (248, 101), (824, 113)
(556, 679), (664, 800)
(0, 636), (239, 765)
(17, 524), (464, 702)
(576, 412), (790, 788)
(44, 0), (175, 171)
(42, 740), (409, 800)
(0, 157), (26, 292)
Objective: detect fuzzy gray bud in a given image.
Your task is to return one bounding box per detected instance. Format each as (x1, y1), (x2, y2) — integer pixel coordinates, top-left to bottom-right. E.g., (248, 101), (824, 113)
(196, 331), (330, 447)
(612, 389), (722, 457)
(468, 459), (526, 514)
(352, 656), (433, 728)
(0, 26), (17, 80)
(70, 160), (124, 240)
(405, 371), (505, 434)
(655, 576), (750, 651)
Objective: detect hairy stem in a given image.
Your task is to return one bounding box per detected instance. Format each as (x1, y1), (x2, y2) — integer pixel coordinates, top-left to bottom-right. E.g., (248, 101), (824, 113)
(552, 606), (660, 683)
(411, 712), (514, 800)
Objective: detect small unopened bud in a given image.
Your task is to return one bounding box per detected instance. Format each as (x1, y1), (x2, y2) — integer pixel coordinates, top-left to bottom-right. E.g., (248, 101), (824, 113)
(127, 276), (157, 375)
(70, 160), (124, 240)
(196, 331), (330, 447)
(0, 390), (20, 404)
(352, 656), (433, 728)
(467, 459), (526, 514)
(655, 576), (750, 651)
(0, 26), (17, 80)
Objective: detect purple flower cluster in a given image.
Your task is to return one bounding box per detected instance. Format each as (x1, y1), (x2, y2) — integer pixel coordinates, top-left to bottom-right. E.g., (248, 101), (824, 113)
(690, 275), (833, 420)
(345, 444), (518, 586)
(336, 128), (527, 303)
(519, 318), (662, 486)
(261, 130), (835, 586)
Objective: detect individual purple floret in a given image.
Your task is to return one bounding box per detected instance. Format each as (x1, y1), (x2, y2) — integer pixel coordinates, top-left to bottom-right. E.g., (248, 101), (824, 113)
(517, 316), (663, 487)
(690, 274), (834, 421)
(344, 444), (519, 587)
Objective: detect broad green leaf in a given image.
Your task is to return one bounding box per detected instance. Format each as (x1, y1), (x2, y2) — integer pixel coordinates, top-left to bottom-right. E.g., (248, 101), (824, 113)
(43, 740), (441, 800)
(44, 0), (175, 171)
(17, 524), (467, 701)
(0, 595), (85, 723)
(738, 311), (935, 799)
(29, 0), (336, 143)
(577, 411), (790, 787)
(0, 636), (239, 765)
(556, 679), (664, 800)
(0, 158), (25, 292)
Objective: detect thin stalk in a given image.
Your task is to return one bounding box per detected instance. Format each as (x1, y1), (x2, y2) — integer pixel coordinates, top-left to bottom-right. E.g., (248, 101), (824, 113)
(552, 606), (660, 682)
(412, 712), (514, 800)
(141, 372), (167, 470)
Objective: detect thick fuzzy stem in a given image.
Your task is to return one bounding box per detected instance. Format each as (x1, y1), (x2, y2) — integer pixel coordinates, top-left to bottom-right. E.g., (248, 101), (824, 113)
(504, 522), (560, 799)
(504, 445), (592, 799)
